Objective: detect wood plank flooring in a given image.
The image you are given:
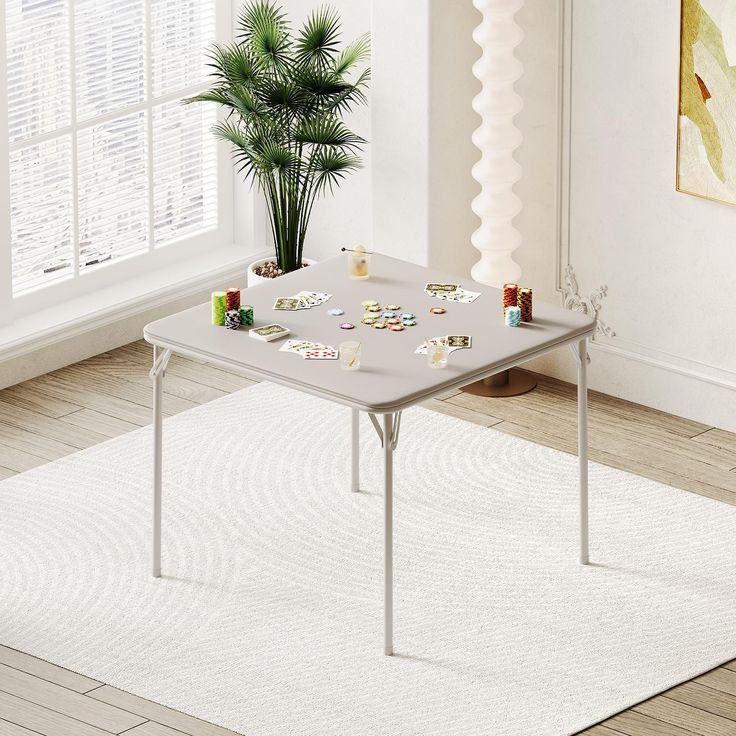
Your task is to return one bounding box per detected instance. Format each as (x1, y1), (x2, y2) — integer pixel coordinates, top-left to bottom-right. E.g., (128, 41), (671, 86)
(0, 341), (734, 735)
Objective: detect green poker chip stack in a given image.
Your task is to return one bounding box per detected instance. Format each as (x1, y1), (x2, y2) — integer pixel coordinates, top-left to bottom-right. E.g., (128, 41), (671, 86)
(211, 291), (227, 326)
(239, 304), (254, 326)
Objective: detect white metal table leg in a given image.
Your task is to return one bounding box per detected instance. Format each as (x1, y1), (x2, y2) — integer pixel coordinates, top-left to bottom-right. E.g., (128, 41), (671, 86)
(577, 338), (589, 565)
(383, 413), (394, 656)
(152, 347), (163, 578)
(351, 408), (360, 493)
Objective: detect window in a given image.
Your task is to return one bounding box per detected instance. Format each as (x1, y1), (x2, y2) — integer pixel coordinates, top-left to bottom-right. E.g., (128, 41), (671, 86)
(2, 0), (225, 301)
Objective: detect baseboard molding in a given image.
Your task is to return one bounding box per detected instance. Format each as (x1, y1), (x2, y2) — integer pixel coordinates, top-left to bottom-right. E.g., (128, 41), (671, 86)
(526, 343), (736, 433)
(0, 250), (268, 391)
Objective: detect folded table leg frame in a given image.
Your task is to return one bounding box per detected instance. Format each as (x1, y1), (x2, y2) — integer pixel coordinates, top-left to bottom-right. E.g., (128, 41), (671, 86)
(149, 337), (590, 656)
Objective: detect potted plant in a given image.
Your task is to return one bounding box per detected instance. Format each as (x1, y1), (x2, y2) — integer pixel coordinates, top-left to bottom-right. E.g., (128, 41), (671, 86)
(188, 1), (370, 285)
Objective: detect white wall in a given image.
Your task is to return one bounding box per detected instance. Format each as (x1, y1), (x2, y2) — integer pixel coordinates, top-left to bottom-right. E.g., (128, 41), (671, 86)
(517, 0), (736, 432)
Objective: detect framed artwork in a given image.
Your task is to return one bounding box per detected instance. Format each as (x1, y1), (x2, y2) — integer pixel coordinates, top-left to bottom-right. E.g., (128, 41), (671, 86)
(677, 0), (736, 205)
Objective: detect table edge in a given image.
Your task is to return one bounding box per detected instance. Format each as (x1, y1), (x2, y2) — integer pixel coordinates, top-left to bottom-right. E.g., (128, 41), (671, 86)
(142, 325), (595, 414)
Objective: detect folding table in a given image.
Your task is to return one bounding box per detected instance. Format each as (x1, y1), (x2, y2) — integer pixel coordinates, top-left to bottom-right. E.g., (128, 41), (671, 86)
(143, 254), (596, 655)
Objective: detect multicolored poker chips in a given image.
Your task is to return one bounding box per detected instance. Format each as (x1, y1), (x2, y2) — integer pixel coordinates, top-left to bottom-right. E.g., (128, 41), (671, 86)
(354, 300), (418, 331)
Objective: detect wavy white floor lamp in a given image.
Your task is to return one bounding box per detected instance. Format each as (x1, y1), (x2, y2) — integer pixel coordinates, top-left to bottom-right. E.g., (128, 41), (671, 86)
(462, 0), (537, 397)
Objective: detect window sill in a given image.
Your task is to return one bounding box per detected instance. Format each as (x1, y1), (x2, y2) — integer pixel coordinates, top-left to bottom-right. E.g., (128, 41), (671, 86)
(0, 245), (264, 362)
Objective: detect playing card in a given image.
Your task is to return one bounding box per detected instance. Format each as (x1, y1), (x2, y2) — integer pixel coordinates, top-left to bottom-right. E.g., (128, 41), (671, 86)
(273, 297), (301, 311)
(414, 337), (447, 355)
(279, 339), (319, 354)
(295, 290), (331, 306)
(425, 282), (460, 294)
(441, 288), (480, 304)
(303, 347), (338, 360)
(249, 324), (290, 341)
(446, 335), (472, 349)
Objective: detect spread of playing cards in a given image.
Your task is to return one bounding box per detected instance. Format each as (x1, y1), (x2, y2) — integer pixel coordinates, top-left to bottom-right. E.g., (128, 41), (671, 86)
(415, 335), (473, 354)
(424, 282), (480, 304)
(279, 339), (338, 360)
(273, 291), (332, 311)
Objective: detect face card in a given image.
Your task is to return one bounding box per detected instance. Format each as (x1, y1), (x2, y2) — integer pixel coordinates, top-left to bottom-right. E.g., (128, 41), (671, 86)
(296, 290), (331, 306)
(425, 282), (460, 294)
(273, 297), (301, 311)
(446, 335), (472, 349)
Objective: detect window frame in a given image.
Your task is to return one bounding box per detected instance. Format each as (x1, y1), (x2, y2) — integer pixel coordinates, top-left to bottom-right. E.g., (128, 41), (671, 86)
(0, 0), (234, 321)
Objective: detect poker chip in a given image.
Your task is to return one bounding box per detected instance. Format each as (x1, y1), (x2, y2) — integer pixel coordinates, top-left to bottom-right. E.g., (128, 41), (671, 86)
(362, 317), (376, 325)
(383, 311), (397, 319)
(367, 305), (382, 313)
(327, 308), (344, 316)
(429, 307), (446, 315)
(211, 291), (227, 326)
(363, 312), (378, 320)
(226, 287), (240, 312)
(399, 312), (415, 320)
(518, 287), (533, 322)
(385, 304), (401, 311)
(503, 283), (519, 316)
(339, 322), (355, 329)
(239, 304), (254, 326)
(388, 324), (405, 332)
(401, 319), (417, 327)
(386, 318), (400, 325)
(361, 299), (379, 308)
(373, 321), (387, 329)
(225, 309), (241, 330)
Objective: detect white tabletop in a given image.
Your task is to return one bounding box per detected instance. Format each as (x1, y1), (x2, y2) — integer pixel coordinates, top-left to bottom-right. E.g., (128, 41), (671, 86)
(144, 254), (595, 412)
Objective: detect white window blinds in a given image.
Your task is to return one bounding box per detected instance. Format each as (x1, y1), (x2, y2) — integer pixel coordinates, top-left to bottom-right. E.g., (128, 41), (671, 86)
(4, 0), (218, 295)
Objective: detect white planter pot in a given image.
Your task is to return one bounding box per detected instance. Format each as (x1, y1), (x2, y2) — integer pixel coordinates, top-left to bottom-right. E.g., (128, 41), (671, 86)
(247, 256), (317, 287)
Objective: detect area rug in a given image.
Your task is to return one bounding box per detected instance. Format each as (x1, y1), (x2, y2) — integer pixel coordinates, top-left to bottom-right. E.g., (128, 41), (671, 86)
(1, 383), (736, 735)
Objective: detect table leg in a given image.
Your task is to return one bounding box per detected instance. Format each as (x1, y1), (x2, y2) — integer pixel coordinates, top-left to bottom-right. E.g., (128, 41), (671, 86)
(351, 408), (360, 493)
(383, 413), (394, 656)
(152, 347), (163, 578)
(577, 338), (589, 565)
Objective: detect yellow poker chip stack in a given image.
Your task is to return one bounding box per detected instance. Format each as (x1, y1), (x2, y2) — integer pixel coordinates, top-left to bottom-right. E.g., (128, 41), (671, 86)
(518, 288), (533, 322)
(211, 291), (227, 326)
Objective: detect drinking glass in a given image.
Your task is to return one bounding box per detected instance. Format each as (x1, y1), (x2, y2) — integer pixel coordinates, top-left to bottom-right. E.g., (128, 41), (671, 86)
(340, 341), (362, 370)
(426, 340), (449, 369)
(348, 250), (371, 280)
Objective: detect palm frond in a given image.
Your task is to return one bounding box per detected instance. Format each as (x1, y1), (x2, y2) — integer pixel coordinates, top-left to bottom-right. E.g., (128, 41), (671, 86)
(333, 33), (370, 76)
(312, 150), (362, 195)
(238, 0), (290, 67)
(295, 5), (341, 66)
(183, 89), (231, 107)
(295, 116), (365, 149)
(293, 65), (349, 100)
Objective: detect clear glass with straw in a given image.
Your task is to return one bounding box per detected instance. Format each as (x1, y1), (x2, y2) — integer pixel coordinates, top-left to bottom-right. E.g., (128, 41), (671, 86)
(345, 245), (371, 280)
(339, 341), (362, 370)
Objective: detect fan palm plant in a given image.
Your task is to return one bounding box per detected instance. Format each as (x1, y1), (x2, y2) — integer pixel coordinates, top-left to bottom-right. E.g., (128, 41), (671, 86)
(187, 1), (370, 274)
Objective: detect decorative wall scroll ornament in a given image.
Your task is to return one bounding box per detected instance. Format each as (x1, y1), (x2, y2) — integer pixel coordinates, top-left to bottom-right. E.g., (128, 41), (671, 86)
(561, 264), (615, 339)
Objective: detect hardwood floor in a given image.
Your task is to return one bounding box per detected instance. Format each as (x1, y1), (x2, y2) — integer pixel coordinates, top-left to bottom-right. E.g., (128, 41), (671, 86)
(0, 339), (735, 735)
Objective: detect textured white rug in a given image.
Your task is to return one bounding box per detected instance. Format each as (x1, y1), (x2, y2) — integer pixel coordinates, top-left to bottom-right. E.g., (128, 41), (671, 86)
(1, 383), (736, 735)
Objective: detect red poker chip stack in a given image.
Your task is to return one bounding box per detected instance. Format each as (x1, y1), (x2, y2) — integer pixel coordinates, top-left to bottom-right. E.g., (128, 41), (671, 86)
(502, 283), (518, 315)
(226, 287), (240, 312)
